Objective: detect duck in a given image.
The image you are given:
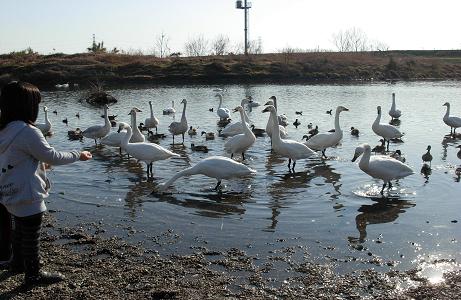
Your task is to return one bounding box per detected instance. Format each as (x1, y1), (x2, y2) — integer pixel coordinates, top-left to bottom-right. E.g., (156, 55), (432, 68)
(372, 139), (386, 153)
(201, 131), (215, 140)
(390, 150), (406, 162)
(75, 112), (80, 119)
(422, 145), (433, 166)
(163, 100), (176, 115)
(168, 99), (188, 144)
(158, 156), (256, 191)
(442, 102), (461, 135)
(144, 101), (159, 134)
(188, 126), (197, 136)
(250, 125), (265, 137)
(208, 108), (214, 112)
(305, 106), (349, 159)
(388, 93), (402, 120)
(308, 125), (318, 137)
(350, 127), (360, 136)
(191, 143), (208, 153)
(215, 93), (231, 121)
(352, 144), (414, 195)
(118, 122), (179, 177)
(220, 98), (251, 137)
(82, 105), (111, 145)
(457, 145), (461, 160)
(62, 118), (68, 125)
(147, 132), (166, 141)
(296, 111), (303, 115)
(67, 128), (83, 141)
(307, 123), (313, 129)
(293, 119), (301, 129)
(101, 108), (145, 152)
(36, 106), (52, 136)
(326, 109), (333, 115)
(266, 96), (288, 127)
(372, 106), (404, 151)
(263, 105), (315, 172)
(224, 106), (256, 160)
(52, 109), (58, 115)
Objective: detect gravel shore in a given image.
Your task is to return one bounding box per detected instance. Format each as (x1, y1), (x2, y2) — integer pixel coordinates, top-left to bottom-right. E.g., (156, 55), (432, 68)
(0, 213), (459, 299)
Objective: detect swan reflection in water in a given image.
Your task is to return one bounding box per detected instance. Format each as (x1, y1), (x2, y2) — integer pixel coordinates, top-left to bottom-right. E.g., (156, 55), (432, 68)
(348, 197), (415, 244)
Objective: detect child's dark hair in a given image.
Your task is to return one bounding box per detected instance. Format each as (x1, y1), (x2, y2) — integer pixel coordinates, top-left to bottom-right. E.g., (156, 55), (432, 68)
(0, 81), (41, 129)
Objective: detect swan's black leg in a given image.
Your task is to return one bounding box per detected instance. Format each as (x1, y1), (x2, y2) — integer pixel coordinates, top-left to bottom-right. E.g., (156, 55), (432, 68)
(288, 158), (292, 170)
(155, 127), (158, 134)
(386, 140), (390, 152)
(292, 161), (296, 172)
(172, 135), (175, 145)
(242, 152), (245, 161)
(182, 133), (185, 144)
(231, 153), (234, 159)
(214, 180), (222, 190)
(322, 149), (327, 159)
(388, 181), (392, 189)
(380, 182), (386, 195)
(119, 147), (122, 155)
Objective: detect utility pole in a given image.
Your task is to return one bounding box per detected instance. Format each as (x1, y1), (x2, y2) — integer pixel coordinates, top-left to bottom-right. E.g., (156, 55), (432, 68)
(236, 0), (252, 55)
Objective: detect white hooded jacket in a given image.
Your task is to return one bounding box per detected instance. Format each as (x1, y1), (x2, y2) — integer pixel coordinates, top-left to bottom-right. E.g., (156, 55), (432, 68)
(0, 121), (80, 217)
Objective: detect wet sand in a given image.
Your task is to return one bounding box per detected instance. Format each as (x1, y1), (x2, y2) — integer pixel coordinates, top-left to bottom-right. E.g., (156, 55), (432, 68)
(0, 213), (459, 299)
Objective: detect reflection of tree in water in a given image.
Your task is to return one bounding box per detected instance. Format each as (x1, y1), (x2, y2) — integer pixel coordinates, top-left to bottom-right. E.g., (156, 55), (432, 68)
(348, 198), (415, 244)
(264, 152), (342, 231)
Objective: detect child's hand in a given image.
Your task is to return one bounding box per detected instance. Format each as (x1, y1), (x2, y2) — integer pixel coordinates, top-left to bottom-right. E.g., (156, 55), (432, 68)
(80, 151), (92, 161)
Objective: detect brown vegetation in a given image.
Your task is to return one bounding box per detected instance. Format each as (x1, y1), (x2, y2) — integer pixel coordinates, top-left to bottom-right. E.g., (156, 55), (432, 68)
(2, 50), (461, 89)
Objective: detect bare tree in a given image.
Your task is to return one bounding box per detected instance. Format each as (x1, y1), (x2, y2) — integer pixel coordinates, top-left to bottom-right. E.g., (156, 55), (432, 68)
(248, 37), (263, 54)
(184, 35), (209, 57)
(211, 35), (230, 55)
(332, 30), (351, 52)
(332, 27), (370, 52)
(370, 40), (390, 51)
(155, 32), (170, 58)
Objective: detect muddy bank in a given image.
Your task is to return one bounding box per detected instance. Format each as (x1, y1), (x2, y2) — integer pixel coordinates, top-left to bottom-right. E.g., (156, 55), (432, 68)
(2, 51), (461, 89)
(0, 213), (459, 299)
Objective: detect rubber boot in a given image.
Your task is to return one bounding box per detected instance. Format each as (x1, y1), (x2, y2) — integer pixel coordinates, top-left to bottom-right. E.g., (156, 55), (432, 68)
(9, 217), (25, 274)
(24, 259), (65, 285)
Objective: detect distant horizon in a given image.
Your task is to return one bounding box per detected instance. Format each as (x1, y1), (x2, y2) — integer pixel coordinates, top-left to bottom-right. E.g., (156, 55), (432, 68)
(1, 0), (460, 55)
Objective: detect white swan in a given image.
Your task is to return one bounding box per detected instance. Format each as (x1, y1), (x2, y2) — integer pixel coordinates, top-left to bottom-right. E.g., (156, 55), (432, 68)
(145, 101), (159, 133)
(372, 106), (403, 151)
(101, 108), (145, 151)
(36, 106), (52, 135)
(220, 98), (251, 137)
(263, 105), (315, 171)
(158, 156), (256, 191)
(224, 106), (256, 160)
(352, 144), (414, 195)
(216, 93), (230, 120)
(163, 100), (176, 115)
(266, 96), (288, 127)
(118, 122), (179, 177)
(442, 102), (461, 135)
(82, 105), (111, 145)
(388, 93), (401, 120)
(305, 106), (349, 158)
(264, 99), (288, 142)
(168, 99), (188, 144)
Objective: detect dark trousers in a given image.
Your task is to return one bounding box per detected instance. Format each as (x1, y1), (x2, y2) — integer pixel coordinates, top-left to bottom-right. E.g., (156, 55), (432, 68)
(11, 212), (43, 276)
(0, 204), (12, 261)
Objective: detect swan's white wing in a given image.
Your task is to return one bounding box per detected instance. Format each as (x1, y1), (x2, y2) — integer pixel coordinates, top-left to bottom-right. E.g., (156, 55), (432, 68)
(276, 139), (316, 160)
(145, 117), (159, 128)
(373, 123), (403, 139)
(305, 132), (342, 150)
(101, 132), (124, 147)
(365, 156), (414, 181)
(82, 125), (104, 138)
(126, 143), (179, 162)
(193, 156), (256, 179)
(447, 116), (461, 127)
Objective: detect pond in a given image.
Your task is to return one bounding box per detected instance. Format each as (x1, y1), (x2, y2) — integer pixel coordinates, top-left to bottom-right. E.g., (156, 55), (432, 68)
(41, 81), (461, 283)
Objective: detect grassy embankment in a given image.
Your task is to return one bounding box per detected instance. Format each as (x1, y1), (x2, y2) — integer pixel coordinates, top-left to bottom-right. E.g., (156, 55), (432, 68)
(2, 50), (461, 88)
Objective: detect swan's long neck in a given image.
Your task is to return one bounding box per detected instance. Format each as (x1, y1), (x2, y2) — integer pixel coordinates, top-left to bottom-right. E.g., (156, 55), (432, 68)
(121, 126), (133, 147)
(359, 146), (371, 170)
(444, 104), (450, 120)
(391, 95), (396, 110)
(103, 107), (110, 127)
(269, 110), (282, 144)
(172, 101), (175, 109)
(181, 102), (187, 122)
(273, 98), (278, 111)
(44, 110), (49, 125)
(239, 110), (252, 135)
(243, 109), (250, 124)
(334, 108), (342, 132)
(149, 102), (154, 117)
(218, 96), (223, 109)
(161, 166), (195, 189)
(374, 109), (381, 126)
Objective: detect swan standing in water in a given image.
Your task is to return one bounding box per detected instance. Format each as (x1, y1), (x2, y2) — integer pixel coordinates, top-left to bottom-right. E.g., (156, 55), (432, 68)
(168, 99), (188, 144)
(224, 106), (256, 160)
(305, 106), (349, 159)
(442, 102), (461, 135)
(82, 104), (111, 145)
(372, 106), (404, 151)
(101, 108), (145, 153)
(118, 122), (179, 177)
(145, 101), (159, 134)
(265, 96), (288, 127)
(263, 105), (315, 172)
(264, 99), (288, 143)
(158, 156), (256, 191)
(352, 144), (414, 195)
(221, 98), (251, 137)
(215, 93), (230, 120)
(36, 106), (52, 136)
(388, 93), (402, 120)
(163, 100), (176, 115)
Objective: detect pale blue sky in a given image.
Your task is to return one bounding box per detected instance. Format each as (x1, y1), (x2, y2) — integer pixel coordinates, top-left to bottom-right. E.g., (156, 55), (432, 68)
(1, 0), (460, 54)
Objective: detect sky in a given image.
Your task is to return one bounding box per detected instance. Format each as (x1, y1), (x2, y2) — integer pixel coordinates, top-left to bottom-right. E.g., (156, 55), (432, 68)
(1, 0), (461, 55)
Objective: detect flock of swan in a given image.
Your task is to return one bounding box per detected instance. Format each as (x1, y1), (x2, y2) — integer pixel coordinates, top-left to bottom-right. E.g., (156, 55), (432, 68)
(36, 91), (461, 196)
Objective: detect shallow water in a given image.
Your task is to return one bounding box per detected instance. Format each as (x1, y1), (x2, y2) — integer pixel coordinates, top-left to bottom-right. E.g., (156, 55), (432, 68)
(41, 81), (460, 281)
